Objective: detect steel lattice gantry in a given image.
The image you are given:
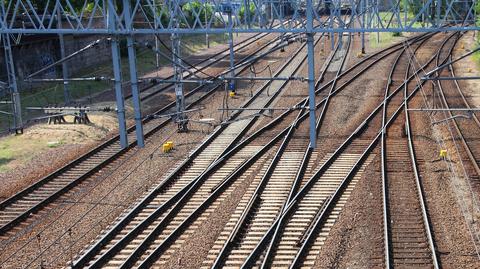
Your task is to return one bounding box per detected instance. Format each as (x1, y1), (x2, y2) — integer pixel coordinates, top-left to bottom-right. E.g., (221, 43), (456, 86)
(0, 0), (478, 148)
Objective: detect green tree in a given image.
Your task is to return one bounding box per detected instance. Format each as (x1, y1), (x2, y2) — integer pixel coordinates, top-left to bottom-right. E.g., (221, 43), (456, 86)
(239, 2), (255, 22)
(182, 1), (214, 26)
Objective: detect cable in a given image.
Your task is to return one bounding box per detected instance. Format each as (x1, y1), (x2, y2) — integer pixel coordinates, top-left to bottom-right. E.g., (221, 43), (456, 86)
(26, 38), (109, 79)
(407, 35), (480, 259)
(0, 118), (193, 267)
(141, 7), (217, 80)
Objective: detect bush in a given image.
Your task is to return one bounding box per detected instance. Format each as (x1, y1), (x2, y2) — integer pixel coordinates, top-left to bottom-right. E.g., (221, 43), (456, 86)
(142, 1), (170, 27)
(156, 6), (170, 27)
(182, 1), (214, 27)
(239, 2), (256, 22)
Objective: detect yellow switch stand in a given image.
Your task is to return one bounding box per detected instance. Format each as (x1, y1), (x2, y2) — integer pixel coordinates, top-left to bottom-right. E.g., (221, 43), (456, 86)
(163, 141), (174, 153)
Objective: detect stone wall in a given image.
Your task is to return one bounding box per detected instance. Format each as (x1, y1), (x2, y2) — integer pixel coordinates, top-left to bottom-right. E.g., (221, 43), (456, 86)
(0, 33), (164, 92)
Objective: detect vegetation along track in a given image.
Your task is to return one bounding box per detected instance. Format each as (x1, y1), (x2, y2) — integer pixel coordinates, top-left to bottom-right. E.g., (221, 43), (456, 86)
(73, 31), (439, 268)
(0, 30), (293, 237)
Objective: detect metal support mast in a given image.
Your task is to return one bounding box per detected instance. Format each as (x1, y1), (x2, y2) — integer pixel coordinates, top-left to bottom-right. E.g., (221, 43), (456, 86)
(124, 0), (145, 147)
(154, 1), (160, 68)
(2, 35), (22, 134)
(361, 0), (366, 53)
(171, 7), (188, 132)
(227, 0), (236, 93)
(306, 0), (316, 148)
(1, 2), (22, 134)
(108, 0), (128, 148)
(57, 8), (71, 104)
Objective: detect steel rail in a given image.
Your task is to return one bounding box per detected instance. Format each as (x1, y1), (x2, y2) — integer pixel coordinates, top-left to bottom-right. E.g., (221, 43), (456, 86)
(383, 33), (455, 269)
(240, 32), (441, 268)
(289, 39), (453, 268)
(73, 30), (430, 268)
(380, 35), (411, 269)
(210, 32), (348, 269)
(103, 30), (329, 269)
(401, 38), (454, 269)
(71, 31), (326, 268)
(380, 33), (434, 269)
(435, 43), (480, 178)
(0, 30), (289, 236)
(213, 25), (351, 269)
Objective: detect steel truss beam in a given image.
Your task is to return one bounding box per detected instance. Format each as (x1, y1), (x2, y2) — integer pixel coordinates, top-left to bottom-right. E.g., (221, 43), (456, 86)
(0, 0), (477, 35)
(1, 2), (22, 134)
(1, 0), (478, 148)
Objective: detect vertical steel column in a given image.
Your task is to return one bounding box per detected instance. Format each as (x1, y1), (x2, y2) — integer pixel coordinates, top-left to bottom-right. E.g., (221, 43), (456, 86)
(171, 11), (187, 132)
(2, 34), (22, 133)
(108, 0), (128, 148)
(376, 0), (379, 43)
(246, 0), (252, 27)
(1, 2), (22, 133)
(227, 0), (235, 92)
(361, 0), (365, 53)
(306, 0), (316, 148)
(330, 1), (335, 50)
(57, 8), (71, 104)
(154, 1), (160, 68)
(123, 0), (145, 147)
(204, 1), (210, 48)
(436, 0), (441, 26)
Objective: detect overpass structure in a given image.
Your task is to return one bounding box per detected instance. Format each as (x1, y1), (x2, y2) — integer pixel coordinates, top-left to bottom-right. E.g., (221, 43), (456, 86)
(0, 0), (477, 147)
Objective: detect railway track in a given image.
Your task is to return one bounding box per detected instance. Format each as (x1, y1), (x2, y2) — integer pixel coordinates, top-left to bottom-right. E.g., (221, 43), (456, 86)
(132, 31), (278, 102)
(203, 29), (354, 269)
(435, 37), (480, 180)
(70, 30), (331, 269)
(0, 29), (315, 267)
(1, 25), (452, 269)
(215, 33), (448, 269)
(379, 34), (460, 268)
(70, 30), (441, 269)
(0, 30), (294, 237)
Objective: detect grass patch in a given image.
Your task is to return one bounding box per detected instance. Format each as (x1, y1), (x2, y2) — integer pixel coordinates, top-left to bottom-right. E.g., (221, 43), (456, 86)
(471, 47), (480, 69)
(47, 140), (64, 148)
(369, 32), (405, 49)
(470, 31), (480, 68)
(0, 135), (50, 172)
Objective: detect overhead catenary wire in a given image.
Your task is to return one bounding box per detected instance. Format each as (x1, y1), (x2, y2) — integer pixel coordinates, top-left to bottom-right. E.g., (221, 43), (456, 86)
(26, 38), (110, 79)
(406, 34), (480, 259)
(0, 114), (196, 267)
